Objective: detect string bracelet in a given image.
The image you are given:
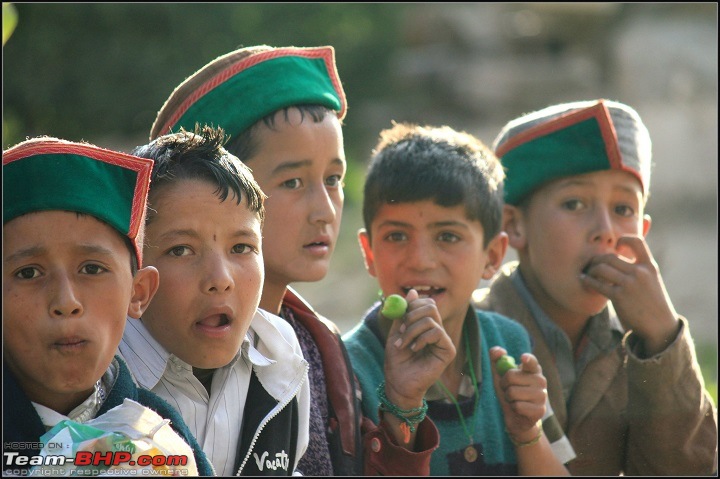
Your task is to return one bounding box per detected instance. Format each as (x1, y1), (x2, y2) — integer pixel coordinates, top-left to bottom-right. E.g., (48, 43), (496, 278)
(507, 419), (543, 448)
(376, 381), (428, 434)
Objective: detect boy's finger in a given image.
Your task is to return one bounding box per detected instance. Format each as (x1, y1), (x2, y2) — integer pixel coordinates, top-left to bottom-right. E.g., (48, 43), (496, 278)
(519, 353), (541, 374)
(396, 316), (442, 349)
(407, 325), (450, 352)
(616, 235), (652, 265)
(583, 261), (627, 286)
(405, 288), (419, 303)
(489, 346), (508, 362)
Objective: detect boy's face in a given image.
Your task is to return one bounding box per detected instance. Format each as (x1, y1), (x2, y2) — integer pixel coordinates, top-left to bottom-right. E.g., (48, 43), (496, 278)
(245, 108), (345, 293)
(508, 169), (651, 321)
(359, 200), (506, 327)
(141, 179), (263, 369)
(3, 211), (147, 412)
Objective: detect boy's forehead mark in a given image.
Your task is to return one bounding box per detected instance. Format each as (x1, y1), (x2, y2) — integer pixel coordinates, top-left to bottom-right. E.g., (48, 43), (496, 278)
(154, 227), (261, 242)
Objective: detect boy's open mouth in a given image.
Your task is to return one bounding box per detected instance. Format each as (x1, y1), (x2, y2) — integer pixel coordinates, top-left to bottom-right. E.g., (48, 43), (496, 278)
(197, 314), (230, 328)
(402, 285), (445, 298)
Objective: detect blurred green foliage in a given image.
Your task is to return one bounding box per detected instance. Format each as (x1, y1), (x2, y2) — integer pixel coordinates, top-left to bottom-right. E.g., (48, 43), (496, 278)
(697, 340), (718, 405)
(2, 3), (410, 205)
(2, 2), (18, 45)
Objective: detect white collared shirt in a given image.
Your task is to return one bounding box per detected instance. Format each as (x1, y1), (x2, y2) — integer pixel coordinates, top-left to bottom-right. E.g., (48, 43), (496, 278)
(118, 310), (310, 476)
(118, 317), (257, 476)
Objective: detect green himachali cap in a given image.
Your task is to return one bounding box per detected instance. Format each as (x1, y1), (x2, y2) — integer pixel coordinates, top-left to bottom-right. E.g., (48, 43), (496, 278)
(3, 137), (154, 266)
(150, 45), (347, 141)
(493, 99), (652, 205)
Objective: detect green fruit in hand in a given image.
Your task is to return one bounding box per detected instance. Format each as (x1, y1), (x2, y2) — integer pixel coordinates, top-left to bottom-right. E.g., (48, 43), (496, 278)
(496, 354), (517, 376)
(381, 294), (408, 320)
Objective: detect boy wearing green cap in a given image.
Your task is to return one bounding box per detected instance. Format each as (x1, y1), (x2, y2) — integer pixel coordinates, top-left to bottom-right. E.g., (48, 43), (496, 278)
(119, 125), (312, 476)
(146, 45), (453, 475)
(473, 99), (718, 475)
(343, 122), (573, 476)
(2, 137), (213, 476)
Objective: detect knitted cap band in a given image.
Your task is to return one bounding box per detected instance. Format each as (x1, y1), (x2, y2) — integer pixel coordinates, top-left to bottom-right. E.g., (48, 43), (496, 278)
(3, 141), (153, 266)
(154, 46), (346, 139)
(496, 101), (647, 205)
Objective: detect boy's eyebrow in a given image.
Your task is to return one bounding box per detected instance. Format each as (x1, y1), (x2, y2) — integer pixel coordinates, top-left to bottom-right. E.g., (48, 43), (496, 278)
(156, 229), (201, 242)
(4, 243), (117, 265)
(271, 157), (345, 176)
(156, 228), (261, 242)
(555, 178), (642, 196)
(4, 245), (46, 264)
(430, 220), (471, 229)
(612, 184), (643, 197)
(73, 243), (119, 257)
(376, 219), (470, 230)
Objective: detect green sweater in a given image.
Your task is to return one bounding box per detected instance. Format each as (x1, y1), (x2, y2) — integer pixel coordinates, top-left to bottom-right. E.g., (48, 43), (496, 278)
(343, 306), (531, 476)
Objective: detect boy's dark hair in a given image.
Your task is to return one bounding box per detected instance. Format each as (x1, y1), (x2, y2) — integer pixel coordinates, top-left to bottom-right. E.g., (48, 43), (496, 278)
(132, 125), (265, 225)
(362, 122), (505, 247)
(225, 105), (337, 163)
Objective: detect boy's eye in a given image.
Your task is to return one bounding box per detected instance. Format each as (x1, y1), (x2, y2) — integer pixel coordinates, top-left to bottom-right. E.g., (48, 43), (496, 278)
(384, 231), (407, 242)
(437, 232), (460, 243)
(615, 204), (635, 217)
(168, 245), (192, 257)
(232, 244), (256, 254)
(80, 263), (107, 275)
(325, 174), (344, 188)
(562, 199), (585, 211)
(15, 267), (41, 279)
(282, 178), (302, 189)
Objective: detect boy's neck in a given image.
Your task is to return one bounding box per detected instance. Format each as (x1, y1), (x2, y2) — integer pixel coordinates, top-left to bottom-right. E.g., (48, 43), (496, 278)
(516, 263), (591, 350)
(259, 279), (288, 316)
(192, 367), (216, 395)
(552, 315), (592, 352)
(31, 389), (93, 417)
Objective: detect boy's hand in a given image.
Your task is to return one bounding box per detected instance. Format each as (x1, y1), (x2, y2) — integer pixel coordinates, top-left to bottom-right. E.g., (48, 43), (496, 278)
(490, 346), (546, 442)
(580, 235), (680, 356)
(383, 289), (456, 410)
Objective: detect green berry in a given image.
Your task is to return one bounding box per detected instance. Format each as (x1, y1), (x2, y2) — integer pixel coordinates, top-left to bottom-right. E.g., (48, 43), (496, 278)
(496, 354), (517, 376)
(381, 294), (408, 320)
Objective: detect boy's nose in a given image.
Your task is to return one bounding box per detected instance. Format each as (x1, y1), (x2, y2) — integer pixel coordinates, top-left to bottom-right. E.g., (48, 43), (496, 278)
(590, 207), (617, 247)
(308, 186), (339, 226)
(405, 237), (438, 271)
(49, 275), (83, 318)
(202, 252), (235, 294)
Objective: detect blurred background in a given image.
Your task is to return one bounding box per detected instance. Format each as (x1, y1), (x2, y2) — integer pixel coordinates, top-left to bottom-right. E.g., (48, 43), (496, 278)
(3, 3), (717, 400)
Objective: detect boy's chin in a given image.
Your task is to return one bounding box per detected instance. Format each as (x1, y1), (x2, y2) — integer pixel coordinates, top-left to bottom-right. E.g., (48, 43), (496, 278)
(176, 345), (243, 370)
(195, 353), (239, 369)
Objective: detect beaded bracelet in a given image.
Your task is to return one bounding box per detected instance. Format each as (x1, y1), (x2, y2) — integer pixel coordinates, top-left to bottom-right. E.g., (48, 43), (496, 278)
(376, 381), (428, 434)
(507, 420), (543, 448)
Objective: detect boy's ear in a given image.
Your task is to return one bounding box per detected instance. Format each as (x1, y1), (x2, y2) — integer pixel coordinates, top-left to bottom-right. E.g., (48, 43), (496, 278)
(127, 266), (160, 319)
(357, 228), (377, 277)
(642, 214), (652, 237)
(482, 231), (509, 280)
(503, 204), (527, 250)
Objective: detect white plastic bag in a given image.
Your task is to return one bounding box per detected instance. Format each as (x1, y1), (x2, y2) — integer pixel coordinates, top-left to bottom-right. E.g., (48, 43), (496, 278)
(30, 398), (198, 476)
